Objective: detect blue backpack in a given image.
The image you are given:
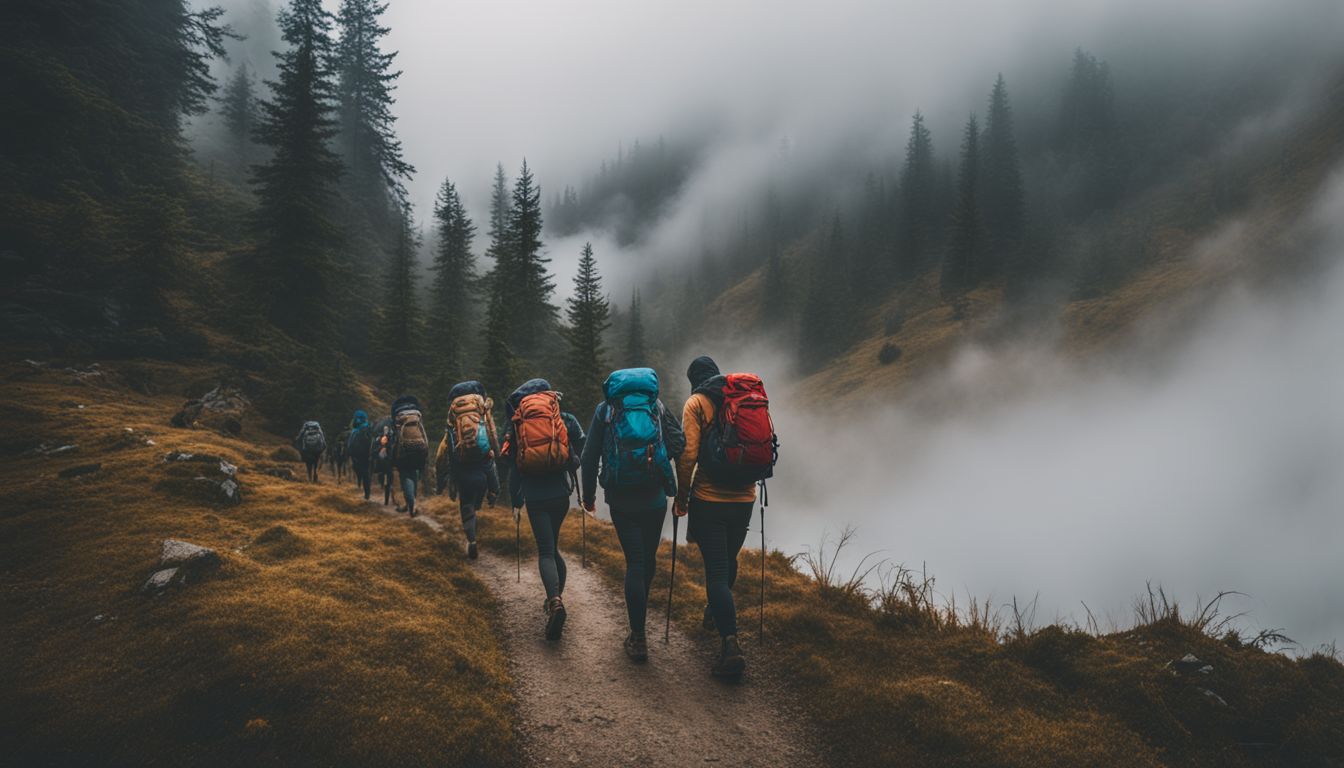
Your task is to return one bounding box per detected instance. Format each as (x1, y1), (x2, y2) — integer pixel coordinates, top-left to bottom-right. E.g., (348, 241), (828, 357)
(600, 368), (676, 494)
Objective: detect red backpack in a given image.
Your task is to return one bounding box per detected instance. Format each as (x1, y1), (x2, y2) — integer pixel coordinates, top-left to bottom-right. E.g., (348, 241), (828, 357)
(700, 373), (778, 485)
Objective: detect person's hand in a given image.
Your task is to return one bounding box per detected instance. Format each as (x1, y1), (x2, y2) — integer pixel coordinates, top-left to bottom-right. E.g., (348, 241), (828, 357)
(583, 499), (596, 515)
(487, 492), (497, 508)
(513, 506), (522, 523)
(673, 499), (688, 517)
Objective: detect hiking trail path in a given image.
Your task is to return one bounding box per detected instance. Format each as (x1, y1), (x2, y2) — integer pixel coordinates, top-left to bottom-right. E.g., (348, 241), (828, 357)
(365, 497), (823, 767)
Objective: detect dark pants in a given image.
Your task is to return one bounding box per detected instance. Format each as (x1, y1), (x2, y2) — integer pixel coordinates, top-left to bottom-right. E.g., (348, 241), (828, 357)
(303, 452), (322, 483)
(352, 458), (371, 499)
(611, 503), (669, 636)
(374, 461), (395, 505)
(526, 497), (570, 600)
(456, 469), (487, 543)
(688, 498), (754, 639)
(398, 466), (420, 513)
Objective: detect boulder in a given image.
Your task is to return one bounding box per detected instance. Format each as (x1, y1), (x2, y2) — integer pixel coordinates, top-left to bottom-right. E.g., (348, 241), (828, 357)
(142, 567), (181, 593)
(194, 476), (242, 505)
(171, 385), (250, 436)
(159, 539), (220, 568)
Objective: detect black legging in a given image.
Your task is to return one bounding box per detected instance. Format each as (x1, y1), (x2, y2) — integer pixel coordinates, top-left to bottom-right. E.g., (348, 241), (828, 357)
(352, 458), (372, 499)
(527, 497), (570, 600)
(303, 452), (322, 483)
(456, 468), (487, 543)
(688, 499), (754, 638)
(611, 503), (668, 636)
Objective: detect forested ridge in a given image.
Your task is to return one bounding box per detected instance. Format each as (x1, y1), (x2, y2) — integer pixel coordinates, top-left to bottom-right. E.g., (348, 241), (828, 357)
(4, 0), (1341, 425)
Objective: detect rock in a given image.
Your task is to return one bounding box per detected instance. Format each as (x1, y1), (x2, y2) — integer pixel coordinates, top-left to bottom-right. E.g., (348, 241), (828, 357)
(260, 466), (295, 481)
(194, 476), (242, 505)
(159, 539), (220, 568)
(58, 462), (101, 479)
(33, 443), (78, 457)
(1168, 653), (1213, 675)
(170, 385), (249, 436)
(163, 450), (226, 465)
(1198, 687), (1229, 707)
(219, 460), (237, 477)
(142, 567), (181, 593)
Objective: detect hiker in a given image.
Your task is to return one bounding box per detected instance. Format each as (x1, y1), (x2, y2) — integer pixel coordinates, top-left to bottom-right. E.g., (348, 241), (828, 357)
(675, 355), (778, 677)
(330, 427), (349, 480)
(294, 420), (326, 483)
(501, 378), (585, 640)
(580, 367), (684, 661)
(435, 380), (502, 559)
(390, 394), (430, 517)
(369, 416), (398, 507)
(347, 409), (374, 500)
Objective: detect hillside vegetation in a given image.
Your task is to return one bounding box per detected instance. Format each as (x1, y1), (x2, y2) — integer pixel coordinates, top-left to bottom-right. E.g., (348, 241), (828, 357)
(0, 360), (516, 766)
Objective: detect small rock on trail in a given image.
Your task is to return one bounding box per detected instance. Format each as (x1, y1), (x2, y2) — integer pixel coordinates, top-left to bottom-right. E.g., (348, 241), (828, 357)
(475, 549), (822, 768)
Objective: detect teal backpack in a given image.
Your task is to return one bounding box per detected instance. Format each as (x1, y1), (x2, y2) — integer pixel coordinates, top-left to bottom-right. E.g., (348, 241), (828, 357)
(600, 368), (676, 494)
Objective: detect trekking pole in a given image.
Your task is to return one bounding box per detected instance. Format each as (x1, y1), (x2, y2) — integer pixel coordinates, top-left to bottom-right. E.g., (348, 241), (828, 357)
(515, 509), (522, 583)
(665, 514), (679, 644)
(572, 470), (587, 568)
(759, 481), (768, 641)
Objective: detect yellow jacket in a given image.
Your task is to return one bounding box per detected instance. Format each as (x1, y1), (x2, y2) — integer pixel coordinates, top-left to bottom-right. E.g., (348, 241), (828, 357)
(676, 392), (757, 507)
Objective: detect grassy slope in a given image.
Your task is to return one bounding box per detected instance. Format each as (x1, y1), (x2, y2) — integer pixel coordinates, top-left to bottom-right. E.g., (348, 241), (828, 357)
(0, 360), (516, 767)
(475, 503), (1343, 767)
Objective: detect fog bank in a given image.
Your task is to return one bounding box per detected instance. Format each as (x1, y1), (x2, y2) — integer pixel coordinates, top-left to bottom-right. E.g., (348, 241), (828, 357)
(737, 168), (1344, 651)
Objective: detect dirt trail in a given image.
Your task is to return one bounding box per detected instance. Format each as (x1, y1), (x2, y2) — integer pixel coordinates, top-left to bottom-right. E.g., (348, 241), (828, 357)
(366, 497), (821, 767)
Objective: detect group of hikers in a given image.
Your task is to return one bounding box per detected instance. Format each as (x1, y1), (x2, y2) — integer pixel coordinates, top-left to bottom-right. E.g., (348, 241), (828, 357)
(293, 355), (778, 678)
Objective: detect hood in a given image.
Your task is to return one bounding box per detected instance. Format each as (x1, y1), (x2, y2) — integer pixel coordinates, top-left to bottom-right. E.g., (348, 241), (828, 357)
(351, 409), (368, 428)
(687, 356), (720, 390)
(506, 378), (552, 419)
(448, 380), (486, 401)
(391, 394), (421, 415)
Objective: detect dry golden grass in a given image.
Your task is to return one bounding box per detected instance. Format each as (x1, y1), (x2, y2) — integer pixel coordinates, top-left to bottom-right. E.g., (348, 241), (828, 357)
(476, 501), (1344, 767)
(0, 360), (517, 766)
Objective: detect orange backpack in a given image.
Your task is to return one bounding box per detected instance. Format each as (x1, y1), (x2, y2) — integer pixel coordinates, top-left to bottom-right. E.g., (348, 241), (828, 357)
(511, 391), (570, 474)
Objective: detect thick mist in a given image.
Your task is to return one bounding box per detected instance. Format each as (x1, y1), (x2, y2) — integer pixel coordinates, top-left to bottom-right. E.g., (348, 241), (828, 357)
(729, 168), (1344, 652)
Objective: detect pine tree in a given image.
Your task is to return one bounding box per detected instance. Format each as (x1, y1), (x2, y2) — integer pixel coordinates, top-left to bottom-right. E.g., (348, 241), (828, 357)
(428, 178), (477, 381)
(800, 214), (853, 371)
(625, 290), (647, 367)
(480, 292), (516, 412)
(378, 208), (423, 391)
(563, 243), (611, 418)
(334, 0), (413, 208)
(251, 0), (346, 344)
(1058, 49), (1122, 216)
(981, 74), (1025, 282)
(899, 111), (936, 278)
(506, 159), (557, 358)
(942, 115), (984, 301)
(219, 62), (258, 172)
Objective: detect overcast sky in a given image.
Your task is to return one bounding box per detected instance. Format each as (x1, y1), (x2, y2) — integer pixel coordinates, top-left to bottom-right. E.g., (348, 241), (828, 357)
(206, 0), (1343, 297)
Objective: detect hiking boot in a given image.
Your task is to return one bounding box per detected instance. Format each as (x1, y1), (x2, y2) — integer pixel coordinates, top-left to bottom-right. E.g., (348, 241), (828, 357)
(544, 596), (567, 641)
(702, 605), (715, 632)
(408, 503), (417, 518)
(711, 635), (746, 678)
(624, 632), (649, 662)
(467, 541), (478, 560)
